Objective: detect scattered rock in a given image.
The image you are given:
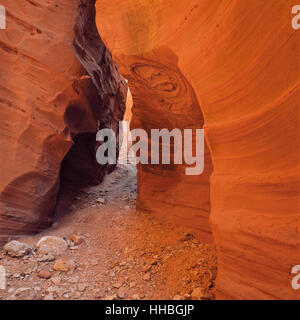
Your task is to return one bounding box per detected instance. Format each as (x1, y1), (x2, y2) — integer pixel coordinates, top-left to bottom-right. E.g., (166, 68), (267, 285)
(4, 241), (32, 257)
(183, 276), (191, 284)
(132, 294), (140, 300)
(91, 259), (99, 266)
(104, 295), (118, 300)
(78, 284), (87, 292)
(112, 281), (123, 289)
(63, 292), (71, 299)
(37, 253), (55, 262)
(38, 270), (52, 279)
(51, 276), (61, 285)
(143, 265), (152, 273)
(94, 289), (103, 299)
(54, 259), (76, 272)
(70, 234), (84, 245)
(109, 271), (116, 277)
(173, 295), (184, 300)
(142, 273), (151, 281)
(36, 236), (68, 256)
(7, 287), (36, 300)
(96, 197), (105, 204)
(44, 293), (55, 300)
(191, 287), (211, 300)
(117, 287), (127, 299)
(68, 277), (79, 284)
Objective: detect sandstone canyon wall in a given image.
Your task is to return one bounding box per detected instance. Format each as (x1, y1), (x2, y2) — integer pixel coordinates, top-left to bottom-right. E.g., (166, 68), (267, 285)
(95, 0), (300, 299)
(0, 0), (127, 237)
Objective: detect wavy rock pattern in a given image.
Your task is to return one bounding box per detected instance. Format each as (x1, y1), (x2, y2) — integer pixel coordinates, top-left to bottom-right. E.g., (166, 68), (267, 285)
(0, 0), (126, 237)
(119, 48), (213, 243)
(96, 0), (300, 299)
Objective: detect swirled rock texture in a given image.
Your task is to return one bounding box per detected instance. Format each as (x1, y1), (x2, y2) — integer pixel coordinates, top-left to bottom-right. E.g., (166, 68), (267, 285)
(0, 0), (126, 238)
(119, 48), (213, 243)
(96, 0), (300, 299)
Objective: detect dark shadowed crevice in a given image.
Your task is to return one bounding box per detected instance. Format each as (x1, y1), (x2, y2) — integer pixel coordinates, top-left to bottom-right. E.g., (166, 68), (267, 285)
(53, 0), (127, 220)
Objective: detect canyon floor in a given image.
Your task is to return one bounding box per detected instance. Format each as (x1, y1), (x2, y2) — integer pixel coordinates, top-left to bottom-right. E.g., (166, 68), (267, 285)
(0, 162), (217, 300)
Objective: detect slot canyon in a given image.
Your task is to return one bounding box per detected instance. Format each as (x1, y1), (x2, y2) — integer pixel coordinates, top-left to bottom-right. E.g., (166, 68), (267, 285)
(0, 0), (299, 301)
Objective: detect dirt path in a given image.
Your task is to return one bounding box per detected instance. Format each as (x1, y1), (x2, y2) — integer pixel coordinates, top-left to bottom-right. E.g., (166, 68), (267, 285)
(0, 163), (217, 300)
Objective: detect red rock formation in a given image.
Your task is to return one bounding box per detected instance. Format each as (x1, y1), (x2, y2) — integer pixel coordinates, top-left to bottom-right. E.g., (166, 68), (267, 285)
(118, 48), (213, 243)
(96, 0), (300, 299)
(0, 0), (126, 237)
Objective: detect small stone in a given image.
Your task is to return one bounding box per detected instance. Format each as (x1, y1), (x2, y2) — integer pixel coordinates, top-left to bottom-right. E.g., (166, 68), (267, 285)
(173, 295), (184, 300)
(91, 260), (99, 266)
(38, 270), (52, 279)
(54, 259), (76, 272)
(46, 286), (57, 294)
(78, 284), (87, 292)
(37, 253), (55, 262)
(44, 293), (55, 300)
(96, 197), (105, 204)
(68, 277), (79, 284)
(8, 288), (15, 294)
(51, 276), (61, 285)
(36, 236), (68, 256)
(183, 277), (191, 284)
(191, 287), (211, 300)
(104, 295), (117, 300)
(143, 265), (152, 273)
(4, 241), (32, 257)
(142, 273), (151, 281)
(132, 294), (140, 300)
(94, 289), (103, 299)
(7, 287), (36, 300)
(62, 292), (70, 299)
(112, 281), (123, 289)
(117, 287), (127, 299)
(163, 253), (172, 261)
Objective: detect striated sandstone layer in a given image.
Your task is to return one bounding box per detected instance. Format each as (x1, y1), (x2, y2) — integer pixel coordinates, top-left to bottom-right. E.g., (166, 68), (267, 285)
(0, 0), (126, 237)
(96, 0), (300, 299)
(118, 48), (213, 243)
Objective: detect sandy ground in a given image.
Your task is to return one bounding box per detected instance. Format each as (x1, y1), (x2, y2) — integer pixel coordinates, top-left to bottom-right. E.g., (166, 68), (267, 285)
(0, 162), (217, 300)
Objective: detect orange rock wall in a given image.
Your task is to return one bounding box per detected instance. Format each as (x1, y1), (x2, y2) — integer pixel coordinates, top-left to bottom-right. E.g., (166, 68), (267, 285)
(96, 0), (300, 299)
(118, 48), (213, 243)
(0, 0), (126, 237)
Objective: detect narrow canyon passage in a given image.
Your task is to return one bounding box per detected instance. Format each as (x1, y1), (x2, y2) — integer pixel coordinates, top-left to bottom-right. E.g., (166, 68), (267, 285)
(1, 0), (299, 301)
(0, 159), (217, 300)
